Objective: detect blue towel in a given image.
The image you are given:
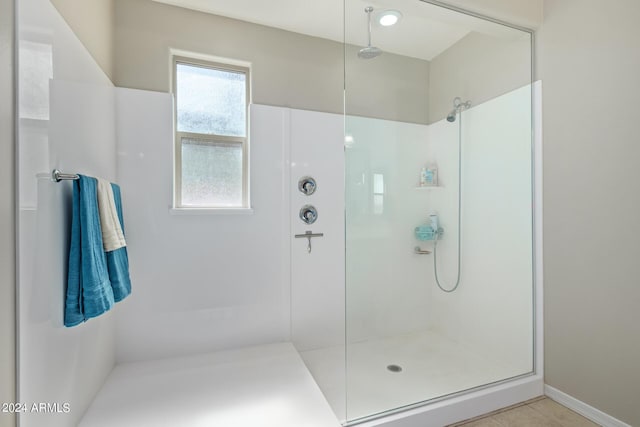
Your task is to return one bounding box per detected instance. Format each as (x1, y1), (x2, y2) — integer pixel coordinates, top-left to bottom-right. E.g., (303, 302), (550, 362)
(106, 183), (131, 302)
(65, 175), (115, 327)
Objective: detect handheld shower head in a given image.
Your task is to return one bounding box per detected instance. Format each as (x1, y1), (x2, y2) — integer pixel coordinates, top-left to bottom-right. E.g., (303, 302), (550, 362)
(446, 97), (471, 122)
(358, 7), (382, 60)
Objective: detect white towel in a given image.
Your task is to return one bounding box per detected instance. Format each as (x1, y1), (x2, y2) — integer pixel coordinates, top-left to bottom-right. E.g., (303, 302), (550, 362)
(97, 178), (127, 252)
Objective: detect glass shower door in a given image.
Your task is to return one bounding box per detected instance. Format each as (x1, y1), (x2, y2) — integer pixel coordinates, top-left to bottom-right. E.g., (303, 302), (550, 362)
(344, 0), (534, 422)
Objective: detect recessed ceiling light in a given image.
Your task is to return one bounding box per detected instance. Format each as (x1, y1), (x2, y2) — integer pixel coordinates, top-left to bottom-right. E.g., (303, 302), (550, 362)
(377, 10), (402, 27)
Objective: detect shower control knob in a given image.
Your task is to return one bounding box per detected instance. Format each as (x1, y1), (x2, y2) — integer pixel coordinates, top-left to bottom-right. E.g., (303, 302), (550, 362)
(299, 205), (318, 224)
(298, 176), (317, 195)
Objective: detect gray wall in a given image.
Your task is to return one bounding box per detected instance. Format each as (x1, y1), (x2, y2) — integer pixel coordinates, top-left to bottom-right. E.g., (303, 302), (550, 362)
(50, 0), (115, 81)
(0, 0), (16, 425)
(538, 1), (640, 425)
(441, 0), (542, 29)
(114, 0), (430, 124)
(428, 31), (531, 123)
(345, 45), (429, 123)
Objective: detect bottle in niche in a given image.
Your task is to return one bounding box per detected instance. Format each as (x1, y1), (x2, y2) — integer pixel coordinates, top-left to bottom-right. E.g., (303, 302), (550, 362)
(420, 167), (428, 186)
(426, 164), (438, 186)
(420, 164), (439, 187)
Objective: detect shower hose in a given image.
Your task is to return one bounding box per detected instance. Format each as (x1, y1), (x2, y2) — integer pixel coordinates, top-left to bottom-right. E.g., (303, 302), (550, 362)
(433, 113), (463, 293)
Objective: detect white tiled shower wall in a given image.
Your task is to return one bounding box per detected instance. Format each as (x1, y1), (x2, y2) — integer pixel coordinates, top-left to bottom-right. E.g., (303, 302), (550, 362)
(115, 102), (347, 361)
(115, 100), (291, 362)
(289, 109), (345, 352)
(18, 0), (117, 425)
(345, 86), (533, 372)
(344, 117), (433, 343)
(429, 86), (534, 371)
(114, 86), (534, 370)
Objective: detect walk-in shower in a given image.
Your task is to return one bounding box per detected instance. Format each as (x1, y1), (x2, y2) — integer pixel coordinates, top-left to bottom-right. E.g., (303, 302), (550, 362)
(15, 0), (538, 425)
(338, 0), (535, 424)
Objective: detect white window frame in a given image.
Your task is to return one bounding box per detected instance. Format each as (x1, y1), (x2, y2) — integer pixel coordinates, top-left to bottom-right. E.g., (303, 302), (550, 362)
(172, 55), (250, 209)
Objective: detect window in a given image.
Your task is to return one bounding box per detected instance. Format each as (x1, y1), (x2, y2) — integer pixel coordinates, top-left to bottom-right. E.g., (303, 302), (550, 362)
(173, 56), (250, 208)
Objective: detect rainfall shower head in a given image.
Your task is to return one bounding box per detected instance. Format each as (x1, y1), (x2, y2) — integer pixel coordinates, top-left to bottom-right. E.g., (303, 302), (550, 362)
(358, 45), (383, 59)
(358, 7), (382, 60)
(446, 97), (471, 122)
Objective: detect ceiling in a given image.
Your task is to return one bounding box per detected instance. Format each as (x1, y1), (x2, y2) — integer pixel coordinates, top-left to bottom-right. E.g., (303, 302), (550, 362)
(152, 0), (525, 61)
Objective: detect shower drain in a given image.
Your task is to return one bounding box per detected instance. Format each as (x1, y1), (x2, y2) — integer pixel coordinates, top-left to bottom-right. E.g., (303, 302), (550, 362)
(386, 364), (403, 373)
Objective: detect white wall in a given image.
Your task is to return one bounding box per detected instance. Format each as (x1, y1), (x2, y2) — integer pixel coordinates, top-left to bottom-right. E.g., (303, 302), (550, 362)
(114, 97), (348, 386)
(339, 84), (535, 380)
(114, 100), (347, 362)
(0, 0), (16, 425)
(538, 1), (640, 425)
(18, 0), (117, 425)
(115, 98), (290, 362)
(428, 85), (533, 373)
(290, 109), (345, 352)
(345, 117), (433, 342)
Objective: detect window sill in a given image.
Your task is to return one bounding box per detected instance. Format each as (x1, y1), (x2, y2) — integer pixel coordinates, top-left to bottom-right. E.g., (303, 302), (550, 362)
(169, 207), (254, 216)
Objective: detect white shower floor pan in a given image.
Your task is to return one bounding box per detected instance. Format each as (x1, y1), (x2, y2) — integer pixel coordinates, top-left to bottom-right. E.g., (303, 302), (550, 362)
(301, 330), (530, 423)
(79, 343), (341, 427)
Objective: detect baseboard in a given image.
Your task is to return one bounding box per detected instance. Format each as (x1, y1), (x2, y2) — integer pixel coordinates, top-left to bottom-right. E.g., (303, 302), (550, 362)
(544, 385), (631, 427)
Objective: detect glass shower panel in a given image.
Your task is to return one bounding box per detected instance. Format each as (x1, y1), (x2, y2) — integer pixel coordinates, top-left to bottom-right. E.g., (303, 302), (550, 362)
(344, 0), (534, 422)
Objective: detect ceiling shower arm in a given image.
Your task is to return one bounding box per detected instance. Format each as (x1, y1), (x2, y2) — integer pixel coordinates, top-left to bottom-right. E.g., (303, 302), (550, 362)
(367, 7), (373, 47)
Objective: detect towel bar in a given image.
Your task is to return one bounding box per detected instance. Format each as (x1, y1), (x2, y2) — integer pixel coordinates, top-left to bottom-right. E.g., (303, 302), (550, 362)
(52, 169), (79, 182)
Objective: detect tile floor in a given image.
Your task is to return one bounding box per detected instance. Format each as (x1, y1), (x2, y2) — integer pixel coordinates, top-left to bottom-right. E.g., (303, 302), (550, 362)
(450, 397), (600, 427)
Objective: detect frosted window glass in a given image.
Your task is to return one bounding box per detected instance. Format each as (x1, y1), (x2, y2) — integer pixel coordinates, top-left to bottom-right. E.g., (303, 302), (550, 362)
(181, 139), (243, 207)
(176, 63), (246, 137)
